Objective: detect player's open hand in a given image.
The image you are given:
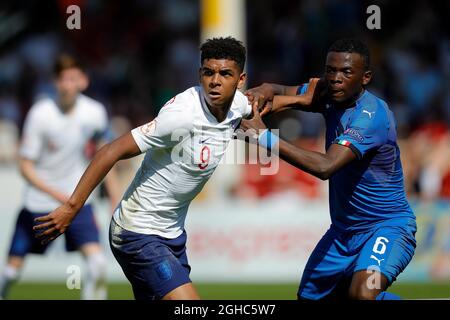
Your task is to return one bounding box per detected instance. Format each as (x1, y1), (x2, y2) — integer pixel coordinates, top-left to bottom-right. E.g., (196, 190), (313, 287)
(33, 203), (77, 245)
(245, 83), (275, 117)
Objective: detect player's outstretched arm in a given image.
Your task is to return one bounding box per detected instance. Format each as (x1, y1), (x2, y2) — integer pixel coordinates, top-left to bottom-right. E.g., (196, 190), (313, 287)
(245, 82), (300, 117)
(92, 136), (124, 212)
(277, 141), (356, 180)
(246, 78), (323, 116)
(240, 98), (356, 180)
(270, 78), (321, 115)
(33, 132), (141, 244)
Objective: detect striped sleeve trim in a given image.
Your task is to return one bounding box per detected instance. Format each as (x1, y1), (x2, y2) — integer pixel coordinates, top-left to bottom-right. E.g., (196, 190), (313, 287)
(333, 139), (362, 159)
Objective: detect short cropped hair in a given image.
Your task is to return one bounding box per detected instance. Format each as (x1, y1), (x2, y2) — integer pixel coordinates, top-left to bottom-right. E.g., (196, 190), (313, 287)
(200, 37), (246, 72)
(54, 53), (86, 76)
(328, 39), (370, 70)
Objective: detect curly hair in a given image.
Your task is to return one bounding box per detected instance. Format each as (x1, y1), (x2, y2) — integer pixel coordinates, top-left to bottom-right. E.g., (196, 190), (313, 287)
(328, 39), (370, 70)
(200, 37), (246, 72)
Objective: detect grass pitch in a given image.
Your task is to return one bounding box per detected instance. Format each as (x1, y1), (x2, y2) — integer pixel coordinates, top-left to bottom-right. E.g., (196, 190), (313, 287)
(6, 281), (450, 300)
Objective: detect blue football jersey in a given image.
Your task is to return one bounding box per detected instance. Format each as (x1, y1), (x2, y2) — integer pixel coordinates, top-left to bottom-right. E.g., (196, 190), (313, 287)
(297, 85), (415, 232)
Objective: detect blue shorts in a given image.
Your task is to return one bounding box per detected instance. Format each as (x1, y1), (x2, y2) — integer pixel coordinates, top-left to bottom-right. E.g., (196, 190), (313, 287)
(109, 218), (191, 300)
(298, 223), (416, 300)
(8, 205), (100, 256)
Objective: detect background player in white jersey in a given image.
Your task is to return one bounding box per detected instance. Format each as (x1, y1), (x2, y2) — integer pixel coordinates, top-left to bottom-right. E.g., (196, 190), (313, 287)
(0, 54), (121, 300)
(31, 37), (252, 300)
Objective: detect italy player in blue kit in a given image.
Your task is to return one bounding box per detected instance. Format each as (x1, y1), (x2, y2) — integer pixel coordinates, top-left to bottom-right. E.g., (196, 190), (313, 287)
(242, 39), (416, 300)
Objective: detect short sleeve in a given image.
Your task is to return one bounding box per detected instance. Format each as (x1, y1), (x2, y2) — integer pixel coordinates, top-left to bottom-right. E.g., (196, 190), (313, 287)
(243, 100), (252, 118)
(19, 108), (44, 160)
(333, 108), (388, 159)
(131, 97), (192, 153)
(234, 90), (252, 118)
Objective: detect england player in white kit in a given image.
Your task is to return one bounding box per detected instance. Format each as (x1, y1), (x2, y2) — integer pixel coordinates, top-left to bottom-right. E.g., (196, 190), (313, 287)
(34, 38), (252, 300)
(0, 55), (120, 300)
(114, 85), (249, 239)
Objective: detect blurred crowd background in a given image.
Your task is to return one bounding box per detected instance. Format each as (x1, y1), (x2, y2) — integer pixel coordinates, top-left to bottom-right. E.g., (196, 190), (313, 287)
(0, 0), (449, 203)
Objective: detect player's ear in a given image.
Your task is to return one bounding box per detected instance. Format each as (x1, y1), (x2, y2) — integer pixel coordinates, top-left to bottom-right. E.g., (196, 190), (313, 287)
(362, 70), (372, 86)
(237, 72), (247, 90)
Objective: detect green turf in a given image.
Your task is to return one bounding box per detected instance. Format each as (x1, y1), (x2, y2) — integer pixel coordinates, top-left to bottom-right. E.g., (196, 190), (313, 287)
(388, 282), (450, 299)
(8, 282), (134, 300)
(6, 281), (450, 300)
(196, 283), (299, 300)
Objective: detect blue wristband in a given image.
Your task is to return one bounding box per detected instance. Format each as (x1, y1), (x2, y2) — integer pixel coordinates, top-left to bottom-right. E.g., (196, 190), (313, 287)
(258, 129), (279, 151)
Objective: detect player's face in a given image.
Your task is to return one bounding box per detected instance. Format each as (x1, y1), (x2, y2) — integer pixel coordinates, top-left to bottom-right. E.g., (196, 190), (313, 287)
(55, 67), (89, 109)
(200, 59), (246, 109)
(324, 52), (372, 105)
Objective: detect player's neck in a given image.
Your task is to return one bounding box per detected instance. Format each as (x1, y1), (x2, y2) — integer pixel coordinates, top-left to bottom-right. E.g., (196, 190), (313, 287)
(204, 100), (231, 123)
(57, 97), (76, 113)
(333, 88), (365, 109)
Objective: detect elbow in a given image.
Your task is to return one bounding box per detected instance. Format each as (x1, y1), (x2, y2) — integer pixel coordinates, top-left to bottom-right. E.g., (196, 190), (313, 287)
(316, 171), (330, 181)
(316, 164), (334, 181)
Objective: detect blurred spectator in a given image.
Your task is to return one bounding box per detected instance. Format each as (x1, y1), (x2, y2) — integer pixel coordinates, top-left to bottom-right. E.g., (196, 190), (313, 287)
(0, 120), (18, 164)
(0, 87), (20, 163)
(409, 122), (450, 200)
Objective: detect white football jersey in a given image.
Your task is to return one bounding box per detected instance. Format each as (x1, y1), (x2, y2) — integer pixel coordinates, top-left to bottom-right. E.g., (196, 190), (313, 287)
(20, 94), (108, 212)
(113, 86), (251, 238)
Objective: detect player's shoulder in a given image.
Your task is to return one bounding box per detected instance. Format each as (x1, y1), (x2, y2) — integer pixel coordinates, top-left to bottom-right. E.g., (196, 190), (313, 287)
(30, 96), (55, 110)
(26, 96), (57, 120)
(77, 94), (108, 121)
(231, 89), (250, 112)
(355, 90), (390, 123)
(158, 87), (199, 120)
(160, 87), (198, 112)
(78, 94), (106, 112)
(179, 86), (200, 101)
(156, 87), (197, 129)
(233, 89), (249, 105)
(227, 89), (251, 118)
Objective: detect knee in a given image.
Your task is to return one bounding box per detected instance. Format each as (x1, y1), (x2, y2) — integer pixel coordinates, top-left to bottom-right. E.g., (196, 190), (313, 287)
(349, 270), (389, 300)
